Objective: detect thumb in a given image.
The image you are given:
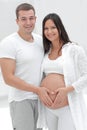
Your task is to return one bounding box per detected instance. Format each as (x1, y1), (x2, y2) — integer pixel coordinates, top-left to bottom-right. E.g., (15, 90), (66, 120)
(46, 89), (52, 94)
(48, 90), (55, 95)
(54, 89), (59, 93)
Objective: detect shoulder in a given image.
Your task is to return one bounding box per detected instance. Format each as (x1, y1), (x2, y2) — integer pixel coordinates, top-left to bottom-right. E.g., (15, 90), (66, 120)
(0, 32), (17, 45)
(62, 42), (85, 54)
(0, 32), (18, 50)
(62, 42), (78, 49)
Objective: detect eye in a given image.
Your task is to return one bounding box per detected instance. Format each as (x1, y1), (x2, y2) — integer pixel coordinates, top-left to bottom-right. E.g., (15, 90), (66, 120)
(29, 17), (35, 21)
(19, 17), (26, 21)
(44, 27), (48, 31)
(44, 26), (57, 31)
(51, 26), (57, 29)
(21, 18), (26, 21)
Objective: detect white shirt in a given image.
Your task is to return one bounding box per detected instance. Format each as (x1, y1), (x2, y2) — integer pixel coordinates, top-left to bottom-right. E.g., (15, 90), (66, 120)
(0, 32), (44, 102)
(37, 43), (87, 130)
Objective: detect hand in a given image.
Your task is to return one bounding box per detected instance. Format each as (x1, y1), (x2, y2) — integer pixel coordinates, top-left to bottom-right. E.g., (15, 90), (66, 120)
(37, 87), (53, 107)
(51, 87), (68, 109)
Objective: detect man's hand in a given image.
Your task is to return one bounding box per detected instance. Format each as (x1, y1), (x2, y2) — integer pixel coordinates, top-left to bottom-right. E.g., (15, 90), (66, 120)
(37, 87), (53, 107)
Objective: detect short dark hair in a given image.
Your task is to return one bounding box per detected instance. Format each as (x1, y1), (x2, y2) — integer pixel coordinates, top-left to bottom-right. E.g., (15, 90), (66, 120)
(16, 3), (35, 19)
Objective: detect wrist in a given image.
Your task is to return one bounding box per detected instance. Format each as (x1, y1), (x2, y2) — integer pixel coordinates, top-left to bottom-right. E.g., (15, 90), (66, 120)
(66, 86), (74, 94)
(34, 87), (40, 95)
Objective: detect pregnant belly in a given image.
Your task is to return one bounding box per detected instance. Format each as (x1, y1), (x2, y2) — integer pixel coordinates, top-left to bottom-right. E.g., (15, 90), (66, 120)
(41, 73), (68, 106)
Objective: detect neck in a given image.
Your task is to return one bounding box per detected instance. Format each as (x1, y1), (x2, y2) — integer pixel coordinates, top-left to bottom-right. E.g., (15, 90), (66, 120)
(18, 31), (33, 42)
(51, 42), (62, 51)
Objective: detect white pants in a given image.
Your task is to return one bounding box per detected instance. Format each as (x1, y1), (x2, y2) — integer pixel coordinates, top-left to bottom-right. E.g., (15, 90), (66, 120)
(46, 106), (76, 130)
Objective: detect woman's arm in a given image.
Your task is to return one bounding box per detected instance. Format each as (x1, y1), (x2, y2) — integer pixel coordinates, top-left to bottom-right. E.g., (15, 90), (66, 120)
(72, 46), (87, 93)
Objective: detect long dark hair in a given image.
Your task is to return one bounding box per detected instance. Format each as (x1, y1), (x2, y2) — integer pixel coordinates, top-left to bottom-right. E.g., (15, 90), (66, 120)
(42, 13), (71, 53)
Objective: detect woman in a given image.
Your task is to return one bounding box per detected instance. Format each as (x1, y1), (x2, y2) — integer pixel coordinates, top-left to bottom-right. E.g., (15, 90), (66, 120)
(37, 13), (87, 130)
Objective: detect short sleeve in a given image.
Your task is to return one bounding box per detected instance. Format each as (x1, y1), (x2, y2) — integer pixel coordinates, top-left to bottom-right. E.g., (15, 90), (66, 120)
(0, 38), (16, 60)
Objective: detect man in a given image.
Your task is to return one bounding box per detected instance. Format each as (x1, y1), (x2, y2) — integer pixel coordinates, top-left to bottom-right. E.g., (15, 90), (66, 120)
(0, 3), (52, 130)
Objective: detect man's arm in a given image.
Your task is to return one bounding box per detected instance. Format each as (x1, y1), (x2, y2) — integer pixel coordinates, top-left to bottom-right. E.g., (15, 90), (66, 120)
(0, 58), (52, 106)
(0, 58), (38, 92)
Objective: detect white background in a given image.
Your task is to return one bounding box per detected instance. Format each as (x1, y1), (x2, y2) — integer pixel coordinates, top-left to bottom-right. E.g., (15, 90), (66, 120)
(0, 0), (87, 129)
(0, 0), (87, 46)
(0, 0), (87, 96)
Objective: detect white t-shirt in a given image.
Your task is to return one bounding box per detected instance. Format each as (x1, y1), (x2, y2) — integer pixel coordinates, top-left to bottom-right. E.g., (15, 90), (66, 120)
(0, 32), (44, 102)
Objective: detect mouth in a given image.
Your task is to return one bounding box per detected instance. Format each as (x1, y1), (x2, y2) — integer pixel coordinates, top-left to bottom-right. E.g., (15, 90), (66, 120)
(25, 25), (33, 29)
(25, 26), (31, 29)
(47, 34), (55, 39)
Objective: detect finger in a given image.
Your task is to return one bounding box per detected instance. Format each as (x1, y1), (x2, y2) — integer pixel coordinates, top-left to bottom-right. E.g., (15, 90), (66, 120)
(43, 99), (52, 107)
(46, 89), (52, 94)
(42, 95), (53, 106)
(50, 91), (55, 95)
(54, 90), (59, 95)
(54, 97), (61, 104)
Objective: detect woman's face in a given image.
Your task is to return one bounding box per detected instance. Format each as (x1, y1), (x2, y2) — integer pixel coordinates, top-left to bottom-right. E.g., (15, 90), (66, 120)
(44, 19), (59, 43)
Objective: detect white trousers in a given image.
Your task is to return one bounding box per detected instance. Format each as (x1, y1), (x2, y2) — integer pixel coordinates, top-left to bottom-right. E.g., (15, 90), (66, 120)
(46, 106), (76, 130)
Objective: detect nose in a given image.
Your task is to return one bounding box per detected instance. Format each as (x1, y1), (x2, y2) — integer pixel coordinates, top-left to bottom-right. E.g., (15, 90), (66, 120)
(47, 28), (52, 33)
(26, 19), (31, 24)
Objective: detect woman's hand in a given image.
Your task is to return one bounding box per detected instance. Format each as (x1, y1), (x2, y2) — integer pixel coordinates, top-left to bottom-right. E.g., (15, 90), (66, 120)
(50, 86), (74, 109)
(50, 87), (68, 109)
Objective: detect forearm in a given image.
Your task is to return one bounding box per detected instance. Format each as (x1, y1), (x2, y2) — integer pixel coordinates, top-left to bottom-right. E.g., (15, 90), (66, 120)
(4, 75), (39, 94)
(4, 75), (53, 108)
(0, 58), (40, 94)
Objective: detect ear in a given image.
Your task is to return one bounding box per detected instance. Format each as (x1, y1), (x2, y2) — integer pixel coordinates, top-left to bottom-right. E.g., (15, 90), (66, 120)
(16, 19), (19, 24)
(35, 16), (37, 21)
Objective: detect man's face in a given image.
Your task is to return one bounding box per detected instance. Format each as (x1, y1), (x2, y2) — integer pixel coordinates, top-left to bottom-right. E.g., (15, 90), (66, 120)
(16, 9), (36, 34)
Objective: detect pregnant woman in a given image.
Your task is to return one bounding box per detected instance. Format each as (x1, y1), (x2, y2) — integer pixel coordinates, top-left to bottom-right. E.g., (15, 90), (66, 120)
(37, 13), (87, 130)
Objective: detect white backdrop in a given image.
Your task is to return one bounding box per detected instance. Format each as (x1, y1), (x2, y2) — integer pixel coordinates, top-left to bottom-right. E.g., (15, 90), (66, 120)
(0, 0), (87, 95)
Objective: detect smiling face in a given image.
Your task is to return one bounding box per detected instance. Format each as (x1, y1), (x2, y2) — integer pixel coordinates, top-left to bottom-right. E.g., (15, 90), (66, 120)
(16, 9), (36, 35)
(44, 19), (60, 43)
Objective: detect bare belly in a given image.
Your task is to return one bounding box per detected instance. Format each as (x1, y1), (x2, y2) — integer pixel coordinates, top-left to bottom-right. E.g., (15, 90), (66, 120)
(41, 73), (68, 107)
